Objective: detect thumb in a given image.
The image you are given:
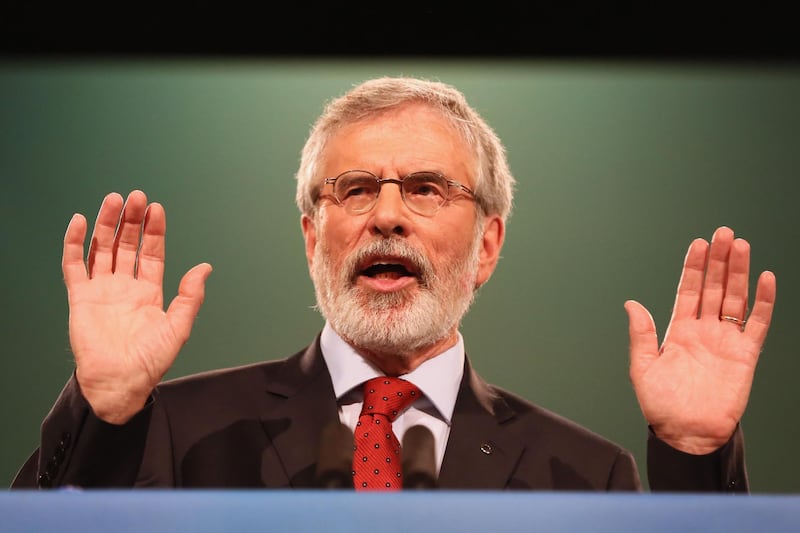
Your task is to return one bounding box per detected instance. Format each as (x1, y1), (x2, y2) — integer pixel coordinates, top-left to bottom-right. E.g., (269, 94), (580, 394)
(166, 262), (213, 345)
(624, 299), (660, 382)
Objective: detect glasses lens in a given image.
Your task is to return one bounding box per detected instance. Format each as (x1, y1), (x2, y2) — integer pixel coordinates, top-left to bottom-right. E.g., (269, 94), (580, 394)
(402, 172), (448, 215)
(334, 171), (380, 213)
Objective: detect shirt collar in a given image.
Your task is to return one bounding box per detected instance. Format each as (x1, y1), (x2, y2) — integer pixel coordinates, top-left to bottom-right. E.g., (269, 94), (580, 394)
(320, 321), (464, 424)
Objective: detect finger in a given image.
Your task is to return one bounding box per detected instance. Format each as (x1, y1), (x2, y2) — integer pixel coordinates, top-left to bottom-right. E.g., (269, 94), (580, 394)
(62, 213), (89, 286)
(166, 263), (213, 346)
(743, 270), (777, 347)
(699, 226), (734, 319)
(86, 192), (124, 278)
(624, 300), (660, 382)
(669, 238), (708, 322)
(112, 190), (149, 276)
(719, 238), (750, 322)
(136, 202), (166, 286)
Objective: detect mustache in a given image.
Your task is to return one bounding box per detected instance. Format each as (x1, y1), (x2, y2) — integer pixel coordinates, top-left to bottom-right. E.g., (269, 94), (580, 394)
(345, 238), (434, 288)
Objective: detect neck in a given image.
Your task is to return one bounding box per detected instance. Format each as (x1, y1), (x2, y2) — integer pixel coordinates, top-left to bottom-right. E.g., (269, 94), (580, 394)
(349, 331), (459, 376)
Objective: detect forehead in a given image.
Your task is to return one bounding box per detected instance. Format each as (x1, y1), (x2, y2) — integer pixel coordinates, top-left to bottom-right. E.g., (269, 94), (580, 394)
(321, 103), (477, 184)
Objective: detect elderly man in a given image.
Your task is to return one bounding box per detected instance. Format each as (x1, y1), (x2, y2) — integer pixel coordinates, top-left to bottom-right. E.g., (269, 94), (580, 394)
(12, 77), (775, 491)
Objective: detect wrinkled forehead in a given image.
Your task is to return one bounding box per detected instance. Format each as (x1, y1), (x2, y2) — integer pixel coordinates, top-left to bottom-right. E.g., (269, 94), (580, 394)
(319, 103), (478, 182)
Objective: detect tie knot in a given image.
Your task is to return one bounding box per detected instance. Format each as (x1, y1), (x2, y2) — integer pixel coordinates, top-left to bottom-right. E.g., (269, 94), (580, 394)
(360, 377), (420, 421)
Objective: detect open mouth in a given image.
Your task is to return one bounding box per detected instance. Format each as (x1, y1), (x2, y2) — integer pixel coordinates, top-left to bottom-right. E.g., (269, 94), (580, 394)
(358, 256), (420, 282)
(362, 263), (416, 280)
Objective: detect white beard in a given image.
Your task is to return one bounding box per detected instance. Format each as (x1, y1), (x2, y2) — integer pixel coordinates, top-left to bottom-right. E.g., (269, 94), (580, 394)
(310, 222), (483, 358)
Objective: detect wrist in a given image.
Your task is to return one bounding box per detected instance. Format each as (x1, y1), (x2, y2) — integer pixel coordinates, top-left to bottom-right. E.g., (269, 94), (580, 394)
(75, 370), (151, 425)
(650, 425), (730, 455)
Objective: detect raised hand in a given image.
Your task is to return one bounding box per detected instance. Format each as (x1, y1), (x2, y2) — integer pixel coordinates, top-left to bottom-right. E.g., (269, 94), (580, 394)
(62, 191), (212, 424)
(625, 226), (776, 454)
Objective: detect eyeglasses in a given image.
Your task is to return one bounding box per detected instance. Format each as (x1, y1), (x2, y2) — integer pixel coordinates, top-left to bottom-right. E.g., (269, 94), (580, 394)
(322, 169), (475, 216)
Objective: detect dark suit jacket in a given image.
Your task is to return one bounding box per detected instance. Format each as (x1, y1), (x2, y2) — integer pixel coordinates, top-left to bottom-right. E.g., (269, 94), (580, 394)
(12, 334), (748, 491)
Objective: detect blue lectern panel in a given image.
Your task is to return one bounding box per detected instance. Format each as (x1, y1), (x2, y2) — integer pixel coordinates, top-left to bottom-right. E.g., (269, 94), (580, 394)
(2, 490), (799, 533)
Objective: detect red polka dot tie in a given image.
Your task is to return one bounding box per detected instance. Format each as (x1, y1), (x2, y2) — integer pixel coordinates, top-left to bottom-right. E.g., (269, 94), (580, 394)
(353, 377), (421, 491)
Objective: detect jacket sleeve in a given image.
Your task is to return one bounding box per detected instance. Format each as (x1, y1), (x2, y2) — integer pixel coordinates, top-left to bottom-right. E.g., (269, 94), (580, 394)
(10, 373), (154, 489)
(646, 424), (748, 492)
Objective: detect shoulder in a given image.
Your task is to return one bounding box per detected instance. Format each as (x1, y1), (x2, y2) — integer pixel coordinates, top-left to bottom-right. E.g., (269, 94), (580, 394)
(151, 338), (327, 405)
(154, 341), (313, 404)
(486, 382), (629, 457)
(150, 360), (283, 413)
(160, 359), (286, 390)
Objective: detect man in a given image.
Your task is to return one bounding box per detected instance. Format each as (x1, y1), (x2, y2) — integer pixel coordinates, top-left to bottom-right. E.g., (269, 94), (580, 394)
(11, 76), (776, 490)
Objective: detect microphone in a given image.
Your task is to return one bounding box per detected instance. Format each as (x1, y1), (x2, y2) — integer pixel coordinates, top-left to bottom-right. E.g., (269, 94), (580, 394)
(314, 421), (355, 489)
(401, 425), (438, 489)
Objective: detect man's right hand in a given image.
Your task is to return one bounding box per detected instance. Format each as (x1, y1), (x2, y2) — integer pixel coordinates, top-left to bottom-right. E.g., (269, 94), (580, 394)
(63, 190), (212, 424)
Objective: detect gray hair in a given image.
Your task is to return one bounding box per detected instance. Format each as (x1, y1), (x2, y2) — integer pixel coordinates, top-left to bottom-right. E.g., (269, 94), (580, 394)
(294, 76), (516, 222)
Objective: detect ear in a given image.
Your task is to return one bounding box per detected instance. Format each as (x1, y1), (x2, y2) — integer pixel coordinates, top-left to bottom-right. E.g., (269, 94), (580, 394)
(301, 213), (317, 268)
(475, 215), (505, 288)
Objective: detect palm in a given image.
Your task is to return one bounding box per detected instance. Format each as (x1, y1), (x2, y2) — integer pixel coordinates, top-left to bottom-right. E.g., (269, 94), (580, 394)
(626, 227), (775, 454)
(635, 316), (759, 441)
(69, 274), (178, 392)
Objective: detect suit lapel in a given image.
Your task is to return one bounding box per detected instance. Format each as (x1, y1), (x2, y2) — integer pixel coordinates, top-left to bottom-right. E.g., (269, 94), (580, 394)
(437, 358), (525, 489)
(255, 340), (527, 489)
(258, 337), (341, 488)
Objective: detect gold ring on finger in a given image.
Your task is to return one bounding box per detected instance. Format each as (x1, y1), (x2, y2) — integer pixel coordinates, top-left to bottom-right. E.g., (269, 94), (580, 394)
(719, 315), (746, 327)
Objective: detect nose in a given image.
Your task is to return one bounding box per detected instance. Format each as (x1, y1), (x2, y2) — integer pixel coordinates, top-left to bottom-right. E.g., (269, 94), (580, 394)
(369, 180), (410, 237)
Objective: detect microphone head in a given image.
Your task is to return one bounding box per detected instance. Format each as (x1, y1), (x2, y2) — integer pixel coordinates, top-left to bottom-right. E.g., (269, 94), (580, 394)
(401, 425), (438, 489)
(314, 421), (355, 489)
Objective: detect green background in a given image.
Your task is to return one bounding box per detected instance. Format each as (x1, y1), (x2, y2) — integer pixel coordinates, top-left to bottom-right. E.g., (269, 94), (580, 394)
(1, 58), (797, 491)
